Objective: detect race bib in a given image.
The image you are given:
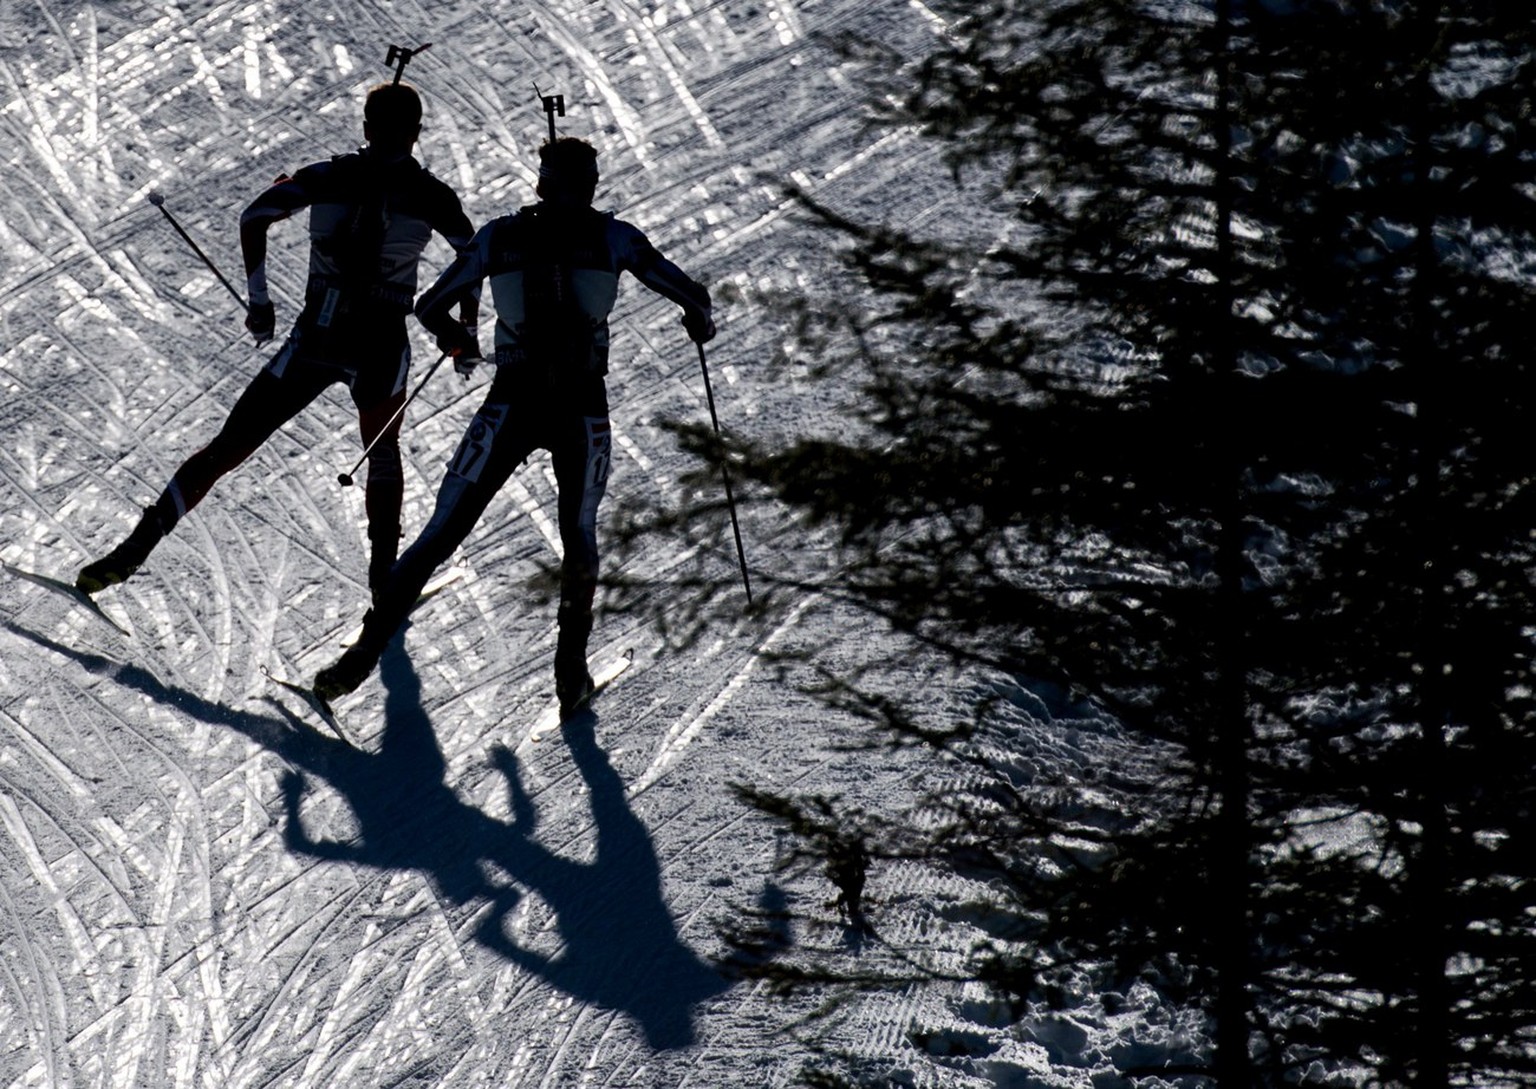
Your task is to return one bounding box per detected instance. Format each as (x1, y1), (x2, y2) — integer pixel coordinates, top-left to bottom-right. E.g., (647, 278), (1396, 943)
(446, 403), (508, 483)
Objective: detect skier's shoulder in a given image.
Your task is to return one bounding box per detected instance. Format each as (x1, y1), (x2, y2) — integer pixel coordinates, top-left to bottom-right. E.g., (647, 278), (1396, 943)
(282, 148), (365, 196)
(599, 209), (638, 238)
(460, 208), (522, 256)
(491, 205), (627, 266)
(332, 147), (433, 191)
(493, 205), (539, 237)
(513, 202), (617, 224)
(410, 164), (474, 230)
(600, 213), (661, 265)
(502, 202), (598, 236)
(409, 159), (464, 202)
(556, 206), (633, 265)
(325, 147), (369, 175)
(526, 205), (638, 250)
(242, 159), (326, 219)
(264, 156), (333, 191)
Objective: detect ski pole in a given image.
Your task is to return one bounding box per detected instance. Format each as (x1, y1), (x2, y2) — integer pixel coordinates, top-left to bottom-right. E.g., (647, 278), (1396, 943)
(694, 341), (753, 605)
(147, 191), (248, 312)
(338, 351), (450, 487)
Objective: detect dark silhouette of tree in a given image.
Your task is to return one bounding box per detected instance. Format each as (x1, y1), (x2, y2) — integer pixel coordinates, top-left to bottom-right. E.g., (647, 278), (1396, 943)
(1235, 4), (1536, 1086)
(625, 0), (1536, 1084)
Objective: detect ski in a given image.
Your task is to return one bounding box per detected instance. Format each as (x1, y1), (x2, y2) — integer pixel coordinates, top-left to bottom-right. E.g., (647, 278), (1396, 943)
(340, 566), (468, 647)
(261, 664), (357, 746)
(2, 560), (131, 636)
(530, 649), (635, 741)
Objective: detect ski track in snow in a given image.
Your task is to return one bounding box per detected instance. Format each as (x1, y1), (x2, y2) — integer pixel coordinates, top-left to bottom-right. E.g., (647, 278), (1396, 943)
(0, 2), (1039, 1087)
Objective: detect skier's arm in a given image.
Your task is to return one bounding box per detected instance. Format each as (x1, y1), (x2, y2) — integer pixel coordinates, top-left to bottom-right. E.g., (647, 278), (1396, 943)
(429, 187), (481, 328)
(616, 221), (715, 342)
(238, 167), (316, 343)
(416, 223), (491, 365)
(280, 772), (358, 861)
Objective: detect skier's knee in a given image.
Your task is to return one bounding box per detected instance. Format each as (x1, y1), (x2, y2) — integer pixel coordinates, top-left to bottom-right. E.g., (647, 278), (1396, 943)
(366, 439), (402, 480)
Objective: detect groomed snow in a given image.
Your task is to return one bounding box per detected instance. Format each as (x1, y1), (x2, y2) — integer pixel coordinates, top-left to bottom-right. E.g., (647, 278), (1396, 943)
(0, 3), (1153, 1086)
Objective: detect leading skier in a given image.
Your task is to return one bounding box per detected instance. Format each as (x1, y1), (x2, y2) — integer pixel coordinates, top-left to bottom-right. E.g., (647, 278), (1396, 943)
(313, 136), (715, 716)
(76, 82), (477, 602)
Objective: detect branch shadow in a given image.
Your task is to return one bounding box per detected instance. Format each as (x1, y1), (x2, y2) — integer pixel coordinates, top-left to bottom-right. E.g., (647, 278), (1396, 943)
(5, 619), (727, 1050)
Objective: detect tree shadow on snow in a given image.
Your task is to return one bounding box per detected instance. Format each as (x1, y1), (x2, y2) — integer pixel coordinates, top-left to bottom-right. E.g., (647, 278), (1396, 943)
(5, 619), (726, 1050)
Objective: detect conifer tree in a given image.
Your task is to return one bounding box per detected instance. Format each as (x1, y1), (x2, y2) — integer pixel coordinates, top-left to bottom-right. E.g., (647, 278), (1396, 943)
(633, 1), (1536, 1083)
(1235, 3), (1536, 1084)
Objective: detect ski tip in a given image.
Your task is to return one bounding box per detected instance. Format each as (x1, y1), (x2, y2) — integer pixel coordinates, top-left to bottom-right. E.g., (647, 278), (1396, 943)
(2, 560), (132, 636)
(260, 664), (355, 745)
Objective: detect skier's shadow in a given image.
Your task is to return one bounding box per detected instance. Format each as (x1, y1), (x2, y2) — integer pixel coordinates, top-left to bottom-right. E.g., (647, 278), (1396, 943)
(283, 632), (727, 1049)
(3, 619), (724, 1050)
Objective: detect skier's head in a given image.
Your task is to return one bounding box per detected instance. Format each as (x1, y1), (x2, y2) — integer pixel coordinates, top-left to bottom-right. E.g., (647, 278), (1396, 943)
(537, 137), (599, 206)
(364, 82), (422, 153)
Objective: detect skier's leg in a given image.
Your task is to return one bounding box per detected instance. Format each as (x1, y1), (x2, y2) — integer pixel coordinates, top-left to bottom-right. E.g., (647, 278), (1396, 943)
(315, 397), (535, 700)
(78, 338), (330, 592)
(350, 336), (410, 601)
(391, 401), (533, 608)
(550, 414), (612, 713)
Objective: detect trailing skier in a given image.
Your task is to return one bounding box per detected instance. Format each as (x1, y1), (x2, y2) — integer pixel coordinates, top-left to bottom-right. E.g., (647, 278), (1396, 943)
(76, 82), (477, 602)
(313, 136), (715, 717)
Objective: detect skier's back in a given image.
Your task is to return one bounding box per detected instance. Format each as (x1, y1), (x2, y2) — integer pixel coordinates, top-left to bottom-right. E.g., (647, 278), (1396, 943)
(76, 82), (476, 600)
(314, 136), (715, 716)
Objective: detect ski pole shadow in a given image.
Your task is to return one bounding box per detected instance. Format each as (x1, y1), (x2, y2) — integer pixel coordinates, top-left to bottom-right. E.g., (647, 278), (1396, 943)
(5, 618), (727, 1049)
(279, 630), (729, 1050)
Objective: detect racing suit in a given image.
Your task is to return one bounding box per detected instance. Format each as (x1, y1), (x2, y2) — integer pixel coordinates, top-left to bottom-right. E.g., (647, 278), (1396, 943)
(80, 147), (475, 596)
(325, 200), (712, 703)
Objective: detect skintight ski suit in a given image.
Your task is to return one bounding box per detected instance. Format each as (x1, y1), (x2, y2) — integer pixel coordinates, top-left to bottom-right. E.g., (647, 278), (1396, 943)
(77, 135), (474, 599)
(315, 138), (714, 716)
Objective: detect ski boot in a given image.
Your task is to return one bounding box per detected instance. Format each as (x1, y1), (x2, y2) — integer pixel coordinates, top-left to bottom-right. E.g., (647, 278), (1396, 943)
(76, 511), (165, 594)
(555, 645), (595, 720)
(314, 613), (383, 702)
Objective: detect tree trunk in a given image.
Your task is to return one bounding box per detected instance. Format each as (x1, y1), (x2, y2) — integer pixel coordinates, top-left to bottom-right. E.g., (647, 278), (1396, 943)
(1211, 1), (1252, 1083)
(1408, 5), (1450, 1086)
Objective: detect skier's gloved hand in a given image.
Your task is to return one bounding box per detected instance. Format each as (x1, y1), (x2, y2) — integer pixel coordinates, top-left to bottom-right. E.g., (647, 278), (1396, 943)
(682, 308), (716, 344)
(453, 345), (486, 380)
(245, 300), (276, 346)
(437, 323), (484, 379)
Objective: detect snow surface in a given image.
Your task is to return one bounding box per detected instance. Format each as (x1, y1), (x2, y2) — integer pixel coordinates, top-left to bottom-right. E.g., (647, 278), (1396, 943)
(0, 2), (1164, 1086)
